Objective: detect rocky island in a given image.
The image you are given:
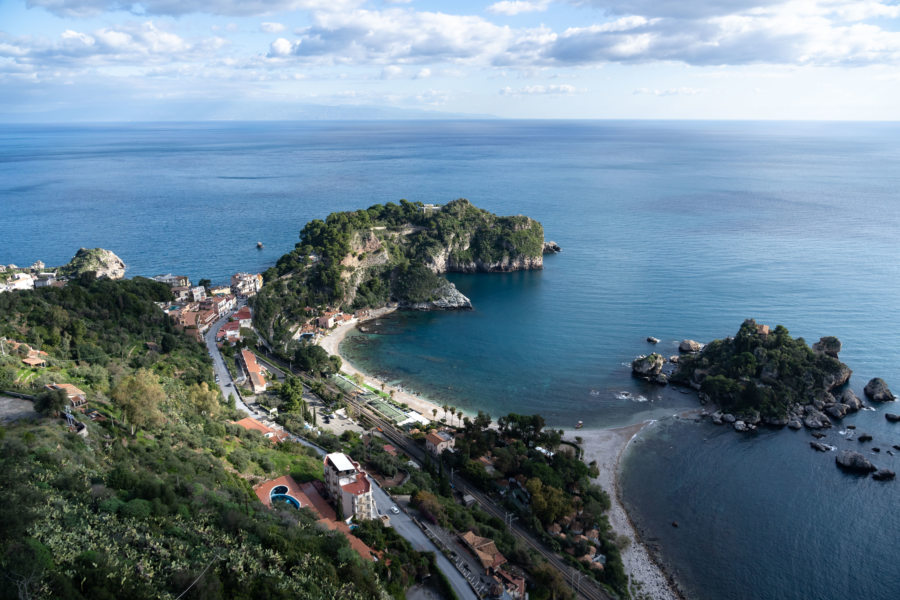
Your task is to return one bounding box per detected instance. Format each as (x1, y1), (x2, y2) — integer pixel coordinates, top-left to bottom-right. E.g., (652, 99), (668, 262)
(663, 319), (895, 432)
(253, 199), (549, 346)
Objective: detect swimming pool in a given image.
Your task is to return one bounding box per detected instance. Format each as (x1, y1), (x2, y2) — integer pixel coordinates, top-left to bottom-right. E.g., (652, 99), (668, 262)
(270, 485), (301, 509)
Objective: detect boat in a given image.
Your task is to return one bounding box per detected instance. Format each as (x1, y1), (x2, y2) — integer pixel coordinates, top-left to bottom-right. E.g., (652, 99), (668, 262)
(256, 241), (264, 249)
(575, 420), (583, 429)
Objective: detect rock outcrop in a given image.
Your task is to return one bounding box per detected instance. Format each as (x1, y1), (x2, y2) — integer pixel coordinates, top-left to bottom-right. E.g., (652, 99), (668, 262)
(810, 441), (832, 452)
(812, 336), (842, 358)
(872, 469), (896, 481)
(646, 336), (660, 344)
(835, 450), (877, 473)
(542, 241), (562, 254)
(58, 248), (126, 280)
(885, 413), (900, 423)
(631, 353), (668, 385)
(398, 279), (472, 311)
(864, 378), (895, 402)
(679, 339), (702, 353)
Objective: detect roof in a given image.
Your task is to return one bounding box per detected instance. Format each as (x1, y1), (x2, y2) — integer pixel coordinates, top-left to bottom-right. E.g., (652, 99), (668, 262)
(460, 531), (507, 570)
(340, 477), (371, 496)
(233, 417), (289, 443)
(426, 430), (454, 446)
(222, 321), (241, 331)
(325, 452), (356, 472)
(234, 307), (252, 320)
(47, 383), (86, 398)
(22, 356), (46, 366)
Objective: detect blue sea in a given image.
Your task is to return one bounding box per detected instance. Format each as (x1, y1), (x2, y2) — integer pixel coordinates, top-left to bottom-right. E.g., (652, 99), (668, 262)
(2, 120), (899, 599)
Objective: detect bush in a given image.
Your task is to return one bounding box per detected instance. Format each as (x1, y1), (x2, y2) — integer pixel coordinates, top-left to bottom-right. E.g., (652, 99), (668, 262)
(121, 498), (152, 519)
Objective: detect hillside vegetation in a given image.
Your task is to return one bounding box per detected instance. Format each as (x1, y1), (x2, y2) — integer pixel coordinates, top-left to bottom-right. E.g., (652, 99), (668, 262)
(0, 280), (405, 600)
(253, 198), (545, 347)
(672, 319), (851, 420)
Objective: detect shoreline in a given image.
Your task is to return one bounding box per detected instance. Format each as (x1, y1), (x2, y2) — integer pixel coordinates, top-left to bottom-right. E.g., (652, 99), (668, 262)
(317, 308), (447, 423)
(320, 314), (682, 599)
(570, 422), (683, 600)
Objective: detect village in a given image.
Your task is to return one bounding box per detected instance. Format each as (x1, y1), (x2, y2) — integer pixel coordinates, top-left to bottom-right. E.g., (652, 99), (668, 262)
(2, 264), (617, 600)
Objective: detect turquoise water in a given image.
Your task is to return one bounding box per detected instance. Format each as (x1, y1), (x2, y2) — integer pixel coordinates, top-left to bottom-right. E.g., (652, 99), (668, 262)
(3, 121), (900, 599)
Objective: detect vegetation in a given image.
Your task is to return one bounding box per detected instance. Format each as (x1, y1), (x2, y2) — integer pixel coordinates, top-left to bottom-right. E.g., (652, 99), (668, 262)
(672, 319), (850, 419)
(0, 280), (431, 599)
(252, 199), (544, 348)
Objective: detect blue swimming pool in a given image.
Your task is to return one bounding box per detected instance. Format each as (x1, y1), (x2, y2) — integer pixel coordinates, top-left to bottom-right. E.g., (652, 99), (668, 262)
(270, 485), (301, 509)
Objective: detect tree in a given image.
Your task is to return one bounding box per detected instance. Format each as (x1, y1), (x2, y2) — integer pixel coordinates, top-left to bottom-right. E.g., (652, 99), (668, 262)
(432, 408), (437, 421)
(34, 388), (68, 416)
(111, 369), (165, 435)
(188, 382), (219, 416)
(457, 410), (463, 428)
(198, 278), (212, 291)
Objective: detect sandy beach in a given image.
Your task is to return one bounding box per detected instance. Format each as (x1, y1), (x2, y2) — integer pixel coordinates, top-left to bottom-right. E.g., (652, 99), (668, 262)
(317, 309), (446, 422)
(569, 423), (681, 600)
(320, 316), (679, 599)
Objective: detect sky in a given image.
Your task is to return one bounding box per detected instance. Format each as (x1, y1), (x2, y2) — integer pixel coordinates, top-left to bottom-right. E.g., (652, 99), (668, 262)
(1, 0), (900, 121)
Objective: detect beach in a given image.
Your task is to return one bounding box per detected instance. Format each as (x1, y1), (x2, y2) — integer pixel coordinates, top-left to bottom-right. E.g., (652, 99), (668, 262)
(571, 423), (680, 600)
(317, 309), (446, 422)
(321, 316), (679, 599)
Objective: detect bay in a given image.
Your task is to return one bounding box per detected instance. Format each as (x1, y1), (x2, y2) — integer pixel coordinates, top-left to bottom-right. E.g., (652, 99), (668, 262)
(2, 120), (899, 599)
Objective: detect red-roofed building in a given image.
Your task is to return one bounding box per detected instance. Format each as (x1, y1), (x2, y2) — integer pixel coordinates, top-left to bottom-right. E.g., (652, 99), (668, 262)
(234, 306), (252, 328)
(45, 383), (87, 412)
(217, 320), (242, 343)
(383, 444), (398, 457)
(425, 430), (455, 455)
(239, 348), (268, 393)
(233, 417), (289, 443)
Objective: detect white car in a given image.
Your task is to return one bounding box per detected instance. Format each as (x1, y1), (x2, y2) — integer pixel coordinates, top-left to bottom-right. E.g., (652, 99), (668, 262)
(390, 506), (400, 514)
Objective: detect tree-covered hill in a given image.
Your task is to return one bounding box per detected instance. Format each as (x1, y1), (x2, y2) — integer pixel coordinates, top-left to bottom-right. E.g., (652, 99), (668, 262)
(0, 280), (409, 600)
(672, 319), (852, 422)
(253, 198), (546, 347)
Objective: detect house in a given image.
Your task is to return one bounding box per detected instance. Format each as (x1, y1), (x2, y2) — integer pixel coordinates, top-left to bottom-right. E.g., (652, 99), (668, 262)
(190, 286), (207, 302)
(45, 383), (87, 412)
(459, 530), (507, 570)
(757, 323), (770, 336)
(197, 309), (217, 333)
(233, 417), (289, 443)
(33, 272), (58, 288)
(231, 272), (263, 297)
(323, 452), (376, 521)
(217, 320), (242, 343)
(8, 273), (34, 291)
(234, 306), (253, 328)
(239, 348), (268, 393)
(22, 355), (47, 368)
(317, 311), (337, 329)
(425, 430), (455, 455)
(383, 444), (398, 457)
(170, 285), (192, 302)
(209, 285), (231, 296)
(152, 274), (191, 287)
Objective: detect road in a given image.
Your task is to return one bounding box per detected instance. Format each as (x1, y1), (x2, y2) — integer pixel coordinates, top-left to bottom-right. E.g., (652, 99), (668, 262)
(369, 477), (478, 600)
(204, 314), (475, 599)
(204, 304), (253, 415)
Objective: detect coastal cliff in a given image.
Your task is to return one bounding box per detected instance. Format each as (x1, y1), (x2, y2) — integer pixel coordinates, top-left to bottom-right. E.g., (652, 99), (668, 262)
(253, 199), (546, 345)
(58, 247), (126, 280)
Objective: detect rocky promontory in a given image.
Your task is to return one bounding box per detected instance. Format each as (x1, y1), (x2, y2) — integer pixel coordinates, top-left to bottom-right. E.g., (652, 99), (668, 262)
(254, 199), (549, 345)
(632, 353), (668, 385)
(864, 378), (895, 402)
(58, 247), (126, 280)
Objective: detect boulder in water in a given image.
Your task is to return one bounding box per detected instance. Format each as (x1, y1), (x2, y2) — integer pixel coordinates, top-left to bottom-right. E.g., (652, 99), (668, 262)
(835, 450), (877, 473)
(679, 339), (702, 353)
(810, 441), (831, 452)
(864, 378), (895, 402)
(872, 469), (895, 481)
(885, 413), (900, 423)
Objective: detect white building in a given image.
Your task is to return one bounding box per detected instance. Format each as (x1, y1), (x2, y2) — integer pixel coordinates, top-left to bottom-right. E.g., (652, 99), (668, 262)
(323, 452), (375, 521)
(231, 272), (263, 297)
(8, 273), (35, 291)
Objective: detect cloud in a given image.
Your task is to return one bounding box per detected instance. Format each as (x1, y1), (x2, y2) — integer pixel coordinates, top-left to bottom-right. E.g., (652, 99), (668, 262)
(633, 86), (706, 96)
(380, 65), (403, 79)
(270, 8), (517, 65)
(500, 83), (580, 94)
(260, 22), (286, 33)
(487, 0), (551, 16)
(25, 0), (365, 18)
(415, 67), (431, 78)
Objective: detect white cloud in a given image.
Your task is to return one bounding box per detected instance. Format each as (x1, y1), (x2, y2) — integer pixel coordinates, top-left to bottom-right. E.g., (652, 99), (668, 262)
(415, 67), (431, 78)
(487, 0), (551, 16)
(380, 65), (403, 78)
(633, 86), (706, 96)
(268, 38), (294, 57)
(261, 22), (286, 33)
(500, 83), (580, 94)
(26, 0), (366, 18)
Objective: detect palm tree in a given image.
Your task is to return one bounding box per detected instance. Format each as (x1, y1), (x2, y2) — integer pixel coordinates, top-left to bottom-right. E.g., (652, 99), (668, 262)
(432, 408), (438, 422)
(448, 405), (455, 426)
(442, 404), (449, 421)
(457, 410), (463, 428)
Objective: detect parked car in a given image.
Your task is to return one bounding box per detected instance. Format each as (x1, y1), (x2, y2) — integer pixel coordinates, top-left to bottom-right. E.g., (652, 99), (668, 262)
(390, 506), (400, 514)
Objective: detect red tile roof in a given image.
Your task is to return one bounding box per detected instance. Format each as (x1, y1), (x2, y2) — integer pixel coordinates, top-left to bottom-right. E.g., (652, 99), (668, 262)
(340, 477), (371, 496)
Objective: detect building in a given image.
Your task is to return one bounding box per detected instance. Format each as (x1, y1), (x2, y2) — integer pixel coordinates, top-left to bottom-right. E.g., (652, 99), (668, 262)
(234, 306), (253, 328)
(45, 383), (88, 412)
(323, 452), (376, 521)
(217, 320), (242, 343)
(425, 430), (455, 455)
(231, 272), (263, 297)
(8, 273), (35, 291)
(190, 286), (207, 302)
(152, 274), (191, 288)
(317, 313), (336, 329)
(209, 285), (231, 296)
(170, 285), (192, 302)
(33, 272), (58, 288)
(239, 348), (268, 393)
